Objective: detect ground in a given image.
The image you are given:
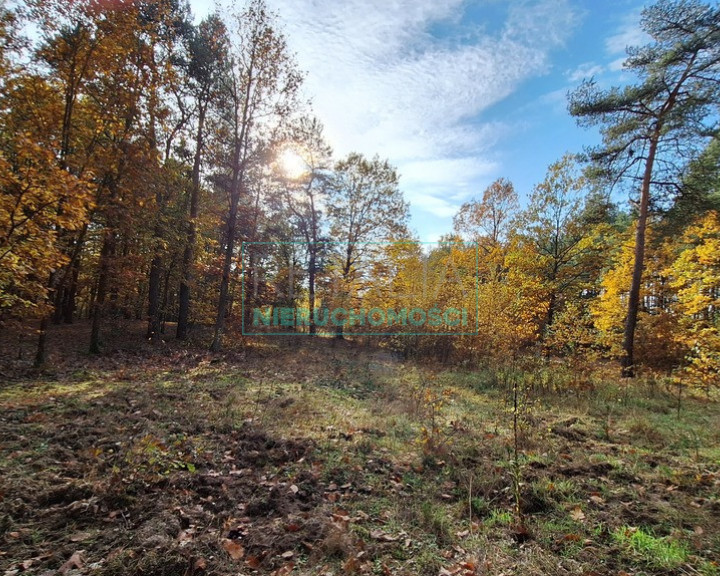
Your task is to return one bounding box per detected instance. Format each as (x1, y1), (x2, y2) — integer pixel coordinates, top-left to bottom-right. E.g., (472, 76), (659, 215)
(0, 321), (719, 575)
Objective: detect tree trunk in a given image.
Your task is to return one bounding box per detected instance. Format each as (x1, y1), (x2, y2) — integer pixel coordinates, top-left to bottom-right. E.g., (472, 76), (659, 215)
(90, 230), (115, 354)
(177, 105), (206, 340)
(210, 192), (239, 352)
(53, 285), (66, 325)
(621, 130), (659, 378)
(63, 263), (80, 324)
(147, 254), (162, 341)
(160, 259), (174, 334)
(308, 249), (316, 335)
(546, 292), (557, 332)
(34, 317), (48, 368)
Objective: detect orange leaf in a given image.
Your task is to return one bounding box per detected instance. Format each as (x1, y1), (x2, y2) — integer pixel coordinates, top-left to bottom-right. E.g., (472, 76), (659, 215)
(222, 539), (245, 560)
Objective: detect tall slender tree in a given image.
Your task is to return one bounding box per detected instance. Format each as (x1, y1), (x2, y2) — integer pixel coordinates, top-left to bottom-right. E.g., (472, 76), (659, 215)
(176, 14), (229, 340)
(569, 0), (720, 376)
(209, 0), (302, 352)
(277, 117), (332, 334)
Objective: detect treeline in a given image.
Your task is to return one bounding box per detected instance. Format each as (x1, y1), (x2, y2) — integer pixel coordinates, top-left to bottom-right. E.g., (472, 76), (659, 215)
(360, 150), (719, 392)
(0, 0), (719, 387)
(0, 0), (409, 360)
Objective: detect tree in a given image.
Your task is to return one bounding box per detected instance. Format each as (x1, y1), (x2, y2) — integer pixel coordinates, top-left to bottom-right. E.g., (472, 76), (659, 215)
(454, 178), (518, 251)
(176, 14), (229, 340)
(513, 155), (600, 335)
(569, 0), (720, 376)
(669, 210), (720, 329)
(209, 0), (302, 352)
(326, 153), (409, 338)
(663, 137), (720, 235)
(276, 116), (332, 334)
(454, 178), (518, 284)
(140, 0), (195, 343)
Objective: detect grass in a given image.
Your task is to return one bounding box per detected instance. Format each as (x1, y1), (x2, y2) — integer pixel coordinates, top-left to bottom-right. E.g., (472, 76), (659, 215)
(613, 526), (690, 569)
(0, 337), (718, 575)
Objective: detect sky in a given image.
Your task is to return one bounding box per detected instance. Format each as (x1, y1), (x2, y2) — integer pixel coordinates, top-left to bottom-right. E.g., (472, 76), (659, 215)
(189, 0), (651, 242)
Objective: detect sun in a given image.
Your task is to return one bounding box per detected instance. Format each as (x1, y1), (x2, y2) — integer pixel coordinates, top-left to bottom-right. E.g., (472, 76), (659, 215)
(278, 148), (308, 180)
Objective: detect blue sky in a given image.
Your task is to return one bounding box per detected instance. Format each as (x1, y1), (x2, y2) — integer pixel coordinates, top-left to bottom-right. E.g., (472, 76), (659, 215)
(190, 0), (650, 242)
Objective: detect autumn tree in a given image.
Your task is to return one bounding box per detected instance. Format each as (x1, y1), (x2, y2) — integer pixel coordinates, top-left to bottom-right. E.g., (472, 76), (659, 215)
(454, 178), (518, 251)
(2, 1), (111, 362)
(0, 93), (92, 317)
(209, 0), (302, 352)
(512, 155), (604, 336)
(569, 0), (720, 376)
(326, 153), (409, 338)
(668, 211), (720, 387)
(176, 14), (229, 340)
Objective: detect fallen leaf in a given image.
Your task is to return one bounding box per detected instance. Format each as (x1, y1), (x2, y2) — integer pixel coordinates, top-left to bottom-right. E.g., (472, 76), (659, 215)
(59, 551), (84, 574)
(564, 533), (582, 542)
(370, 530), (398, 542)
(246, 556), (261, 568)
(344, 556), (361, 573)
(222, 539), (245, 560)
(272, 562), (294, 575)
(570, 507), (586, 522)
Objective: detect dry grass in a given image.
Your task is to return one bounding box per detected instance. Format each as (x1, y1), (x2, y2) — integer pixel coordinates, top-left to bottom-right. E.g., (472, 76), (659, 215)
(0, 326), (719, 575)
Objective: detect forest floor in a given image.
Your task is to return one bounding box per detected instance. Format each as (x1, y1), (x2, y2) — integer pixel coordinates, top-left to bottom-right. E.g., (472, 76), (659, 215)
(1, 321), (719, 576)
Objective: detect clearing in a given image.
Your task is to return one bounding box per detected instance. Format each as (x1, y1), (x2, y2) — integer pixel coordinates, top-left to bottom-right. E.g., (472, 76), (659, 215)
(1, 325), (719, 575)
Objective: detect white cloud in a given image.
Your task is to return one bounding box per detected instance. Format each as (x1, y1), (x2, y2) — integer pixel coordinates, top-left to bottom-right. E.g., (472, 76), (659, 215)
(567, 62), (605, 83)
(411, 193), (462, 219)
(401, 156), (497, 197)
(204, 0), (579, 222)
(608, 56), (626, 72)
(605, 10), (651, 56)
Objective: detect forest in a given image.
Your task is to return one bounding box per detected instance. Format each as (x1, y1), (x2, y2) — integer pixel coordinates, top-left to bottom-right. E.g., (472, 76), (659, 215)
(0, 0), (719, 575)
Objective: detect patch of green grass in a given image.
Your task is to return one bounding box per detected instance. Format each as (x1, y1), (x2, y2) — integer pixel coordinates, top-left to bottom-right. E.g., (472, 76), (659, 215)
(549, 479), (580, 500)
(419, 500), (453, 544)
(485, 509), (513, 528)
(613, 525), (689, 569)
(470, 496), (491, 519)
(410, 544), (444, 576)
(537, 517), (587, 558)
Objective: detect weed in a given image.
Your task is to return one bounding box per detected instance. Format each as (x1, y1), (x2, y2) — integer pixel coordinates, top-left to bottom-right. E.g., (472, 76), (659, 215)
(408, 369), (456, 455)
(470, 496), (490, 519)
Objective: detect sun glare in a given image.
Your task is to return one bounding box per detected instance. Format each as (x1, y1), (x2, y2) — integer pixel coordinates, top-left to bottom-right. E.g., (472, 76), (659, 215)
(279, 148), (307, 180)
